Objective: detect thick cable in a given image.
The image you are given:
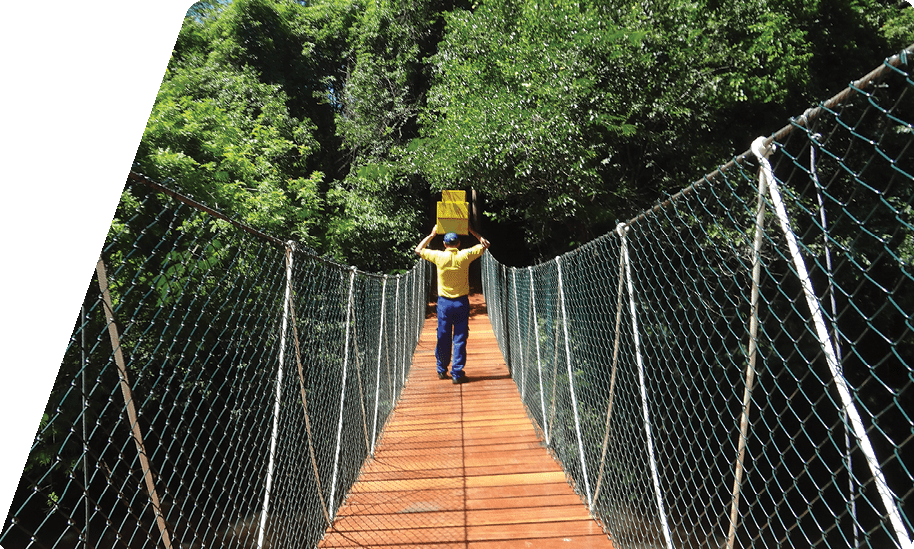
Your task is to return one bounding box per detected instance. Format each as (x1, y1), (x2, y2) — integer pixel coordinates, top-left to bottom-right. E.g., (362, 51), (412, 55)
(592, 248), (627, 510)
(556, 257), (593, 508)
(286, 250), (331, 527)
(511, 268), (526, 398)
(726, 150), (767, 549)
(329, 267), (357, 520)
(752, 136), (912, 549)
(350, 306), (371, 455)
(616, 223), (675, 549)
(529, 267), (550, 444)
(548, 317), (561, 435)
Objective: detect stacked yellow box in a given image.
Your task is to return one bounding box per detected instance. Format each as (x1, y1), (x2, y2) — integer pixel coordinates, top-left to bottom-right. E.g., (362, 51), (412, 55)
(436, 190), (468, 235)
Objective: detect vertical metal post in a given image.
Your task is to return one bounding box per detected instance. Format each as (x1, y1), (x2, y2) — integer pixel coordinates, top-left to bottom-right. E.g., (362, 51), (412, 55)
(417, 265), (422, 346)
(616, 224), (675, 549)
(394, 277), (402, 388)
(810, 137), (857, 547)
(529, 267), (549, 444)
(95, 258), (173, 549)
(726, 155), (768, 549)
(556, 257), (593, 508)
(413, 266), (419, 351)
(752, 137), (912, 549)
(371, 276), (388, 455)
(512, 269), (526, 398)
(329, 267), (357, 519)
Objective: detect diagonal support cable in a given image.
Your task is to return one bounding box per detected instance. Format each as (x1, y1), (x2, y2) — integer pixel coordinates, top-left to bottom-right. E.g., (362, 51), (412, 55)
(556, 257), (593, 508)
(529, 267), (550, 444)
(616, 223), (675, 549)
(752, 136), (912, 549)
(329, 267), (358, 520)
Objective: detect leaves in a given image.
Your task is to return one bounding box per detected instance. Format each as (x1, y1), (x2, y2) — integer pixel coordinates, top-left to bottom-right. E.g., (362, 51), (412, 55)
(135, 4), (325, 244)
(412, 0), (642, 257)
(131, 0), (906, 267)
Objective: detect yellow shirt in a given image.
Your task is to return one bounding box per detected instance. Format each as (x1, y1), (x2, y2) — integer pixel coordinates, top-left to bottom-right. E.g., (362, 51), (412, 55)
(420, 245), (486, 298)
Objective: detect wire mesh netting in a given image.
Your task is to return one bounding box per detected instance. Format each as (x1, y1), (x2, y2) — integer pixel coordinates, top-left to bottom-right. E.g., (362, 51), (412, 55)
(1, 176), (431, 549)
(4, 44), (914, 549)
(482, 46), (913, 548)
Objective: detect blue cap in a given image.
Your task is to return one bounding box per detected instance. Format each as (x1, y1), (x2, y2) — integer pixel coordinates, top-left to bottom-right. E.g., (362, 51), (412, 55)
(443, 232), (460, 244)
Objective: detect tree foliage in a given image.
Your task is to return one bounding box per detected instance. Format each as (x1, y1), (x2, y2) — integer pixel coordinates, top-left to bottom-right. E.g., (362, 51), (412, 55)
(416, 0), (645, 256)
(136, 0), (331, 244)
(131, 0), (912, 267)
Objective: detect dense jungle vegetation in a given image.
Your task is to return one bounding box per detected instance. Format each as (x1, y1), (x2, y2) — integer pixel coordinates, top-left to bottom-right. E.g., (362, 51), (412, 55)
(133, 0), (913, 270)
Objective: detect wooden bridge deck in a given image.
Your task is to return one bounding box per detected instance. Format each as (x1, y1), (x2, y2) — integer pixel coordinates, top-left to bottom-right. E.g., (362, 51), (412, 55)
(320, 294), (614, 548)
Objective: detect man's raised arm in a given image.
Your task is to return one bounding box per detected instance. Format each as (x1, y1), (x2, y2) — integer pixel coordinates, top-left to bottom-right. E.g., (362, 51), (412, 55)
(415, 224), (438, 255)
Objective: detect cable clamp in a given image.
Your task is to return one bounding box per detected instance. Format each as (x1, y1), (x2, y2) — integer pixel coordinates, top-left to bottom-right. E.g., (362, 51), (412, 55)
(750, 136), (775, 160)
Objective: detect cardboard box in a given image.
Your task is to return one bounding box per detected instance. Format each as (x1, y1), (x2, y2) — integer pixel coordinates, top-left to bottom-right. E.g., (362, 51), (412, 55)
(437, 193), (469, 235)
(441, 190), (466, 203)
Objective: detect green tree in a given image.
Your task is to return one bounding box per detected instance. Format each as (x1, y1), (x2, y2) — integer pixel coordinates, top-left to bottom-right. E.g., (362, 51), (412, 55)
(322, 0), (470, 271)
(137, 0), (910, 267)
(414, 0), (906, 261)
(416, 0), (643, 258)
(324, 159), (429, 272)
(136, 0), (329, 244)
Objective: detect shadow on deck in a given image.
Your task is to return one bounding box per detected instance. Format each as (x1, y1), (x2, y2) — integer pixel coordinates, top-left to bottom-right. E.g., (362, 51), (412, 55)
(319, 293), (614, 548)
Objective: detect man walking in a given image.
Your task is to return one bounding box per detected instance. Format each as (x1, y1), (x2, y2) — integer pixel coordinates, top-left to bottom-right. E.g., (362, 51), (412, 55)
(415, 224), (490, 384)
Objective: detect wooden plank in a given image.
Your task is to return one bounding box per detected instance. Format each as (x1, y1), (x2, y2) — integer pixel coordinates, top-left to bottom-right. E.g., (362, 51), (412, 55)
(371, 440), (545, 458)
(358, 461), (569, 483)
(467, 520), (610, 542)
(382, 415), (532, 431)
(320, 526), (466, 547)
(464, 471), (568, 488)
(466, 492), (585, 510)
(468, 535), (615, 548)
(347, 477), (463, 494)
(359, 450), (559, 474)
(320, 521), (609, 547)
(465, 482), (579, 501)
(331, 505), (592, 533)
(320, 536), (613, 549)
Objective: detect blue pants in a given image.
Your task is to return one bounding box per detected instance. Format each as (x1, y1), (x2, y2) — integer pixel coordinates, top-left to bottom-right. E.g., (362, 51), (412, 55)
(436, 296), (470, 379)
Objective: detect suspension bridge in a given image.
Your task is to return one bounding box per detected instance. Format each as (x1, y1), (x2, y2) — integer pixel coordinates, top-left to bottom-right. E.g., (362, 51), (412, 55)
(2, 46), (913, 549)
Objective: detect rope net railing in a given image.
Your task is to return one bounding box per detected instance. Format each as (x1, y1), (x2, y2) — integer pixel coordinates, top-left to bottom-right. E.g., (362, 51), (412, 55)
(1, 174), (431, 549)
(482, 46), (914, 549)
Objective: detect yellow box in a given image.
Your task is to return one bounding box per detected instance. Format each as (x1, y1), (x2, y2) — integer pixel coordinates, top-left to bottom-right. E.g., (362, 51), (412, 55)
(441, 190), (466, 203)
(437, 201), (468, 235)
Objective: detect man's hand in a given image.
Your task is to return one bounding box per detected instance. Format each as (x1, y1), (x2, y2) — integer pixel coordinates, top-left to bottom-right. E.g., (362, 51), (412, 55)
(469, 227), (490, 249)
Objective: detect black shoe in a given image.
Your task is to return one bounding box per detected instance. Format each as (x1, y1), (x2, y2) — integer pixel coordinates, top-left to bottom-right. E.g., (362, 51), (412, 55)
(452, 375), (466, 385)
(438, 372), (449, 380)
